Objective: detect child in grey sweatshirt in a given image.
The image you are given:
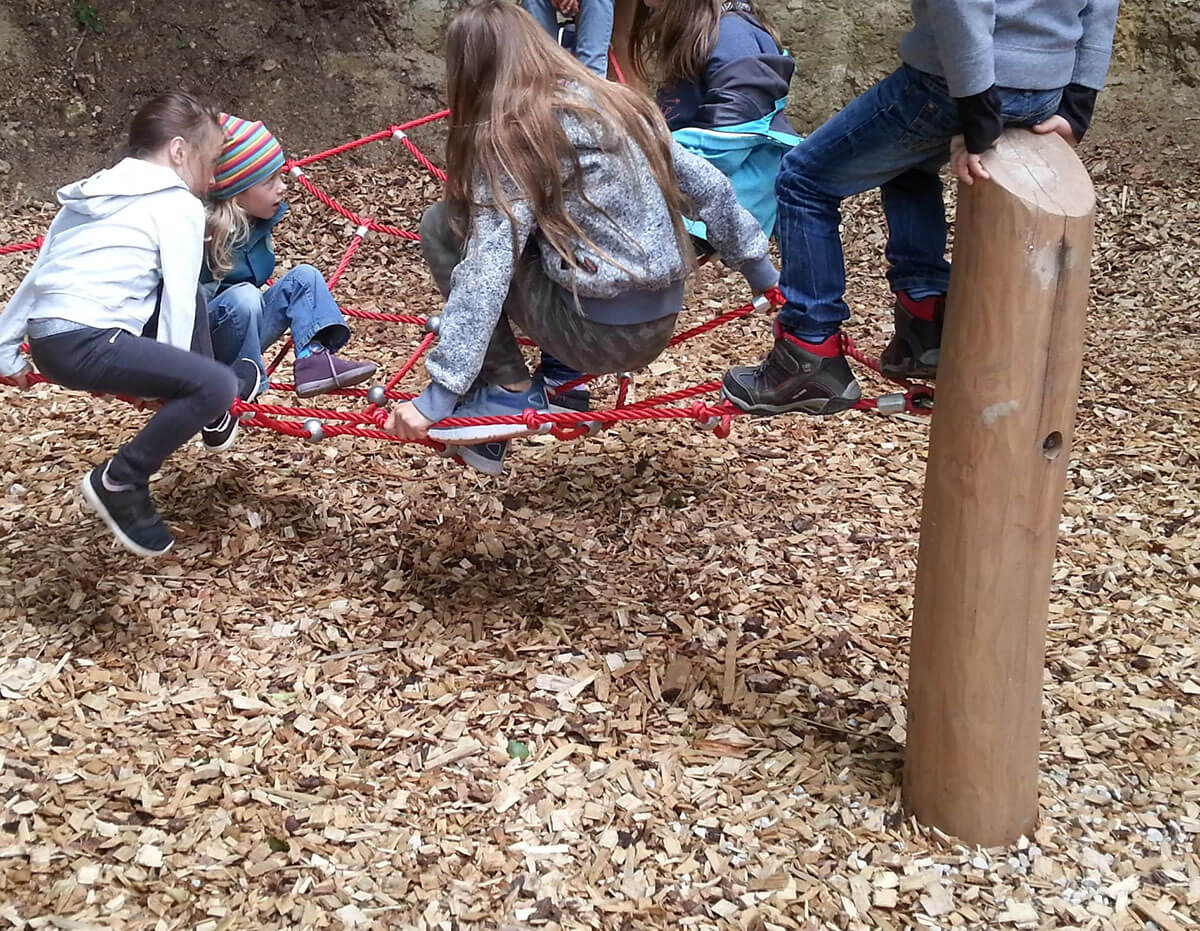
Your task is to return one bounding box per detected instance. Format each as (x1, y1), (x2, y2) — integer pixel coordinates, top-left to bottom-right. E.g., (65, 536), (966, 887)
(384, 0), (776, 472)
(722, 0), (1119, 419)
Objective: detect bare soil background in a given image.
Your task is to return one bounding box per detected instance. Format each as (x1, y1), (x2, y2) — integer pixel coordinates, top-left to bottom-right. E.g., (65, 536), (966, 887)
(0, 0), (1198, 196)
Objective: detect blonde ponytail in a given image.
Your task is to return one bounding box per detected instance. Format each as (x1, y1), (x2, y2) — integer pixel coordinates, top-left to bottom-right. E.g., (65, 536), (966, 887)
(205, 199), (251, 279)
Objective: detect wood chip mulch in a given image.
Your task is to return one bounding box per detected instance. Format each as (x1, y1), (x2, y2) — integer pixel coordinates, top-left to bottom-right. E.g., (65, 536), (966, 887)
(0, 127), (1196, 930)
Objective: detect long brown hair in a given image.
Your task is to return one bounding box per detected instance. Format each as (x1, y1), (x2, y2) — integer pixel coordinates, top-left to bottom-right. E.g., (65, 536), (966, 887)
(631, 0), (781, 86)
(443, 0), (694, 280)
(126, 91), (221, 159)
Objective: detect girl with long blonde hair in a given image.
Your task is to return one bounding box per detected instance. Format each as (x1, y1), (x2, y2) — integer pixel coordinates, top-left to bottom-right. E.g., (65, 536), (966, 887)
(199, 114), (376, 452)
(384, 0), (777, 473)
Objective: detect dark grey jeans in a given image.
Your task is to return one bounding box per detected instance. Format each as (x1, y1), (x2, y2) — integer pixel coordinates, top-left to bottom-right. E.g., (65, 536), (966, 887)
(29, 294), (236, 487)
(420, 202), (678, 387)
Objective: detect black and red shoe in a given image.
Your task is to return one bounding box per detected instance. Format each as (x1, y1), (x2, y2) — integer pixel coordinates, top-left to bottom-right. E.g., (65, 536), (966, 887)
(722, 323), (862, 416)
(880, 292), (944, 381)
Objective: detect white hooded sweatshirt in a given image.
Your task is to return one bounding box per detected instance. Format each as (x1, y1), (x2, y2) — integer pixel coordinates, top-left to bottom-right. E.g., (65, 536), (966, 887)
(0, 157), (205, 376)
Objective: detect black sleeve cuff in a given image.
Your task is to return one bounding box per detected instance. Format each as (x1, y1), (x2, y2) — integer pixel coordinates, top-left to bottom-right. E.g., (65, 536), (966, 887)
(956, 86), (1004, 154)
(1057, 83), (1098, 142)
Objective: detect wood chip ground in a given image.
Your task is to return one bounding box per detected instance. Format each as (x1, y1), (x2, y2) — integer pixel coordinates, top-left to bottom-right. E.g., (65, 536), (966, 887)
(0, 125), (1196, 929)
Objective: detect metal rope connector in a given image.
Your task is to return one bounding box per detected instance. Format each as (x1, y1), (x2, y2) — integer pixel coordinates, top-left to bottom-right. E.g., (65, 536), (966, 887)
(303, 418), (325, 442)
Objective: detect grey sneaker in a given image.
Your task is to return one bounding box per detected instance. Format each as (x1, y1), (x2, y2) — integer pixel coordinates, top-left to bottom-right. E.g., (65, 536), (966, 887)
(81, 463), (174, 557)
(456, 441), (508, 475)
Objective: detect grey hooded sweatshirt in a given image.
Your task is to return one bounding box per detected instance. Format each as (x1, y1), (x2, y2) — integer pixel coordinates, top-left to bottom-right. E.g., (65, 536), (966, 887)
(421, 104), (778, 402)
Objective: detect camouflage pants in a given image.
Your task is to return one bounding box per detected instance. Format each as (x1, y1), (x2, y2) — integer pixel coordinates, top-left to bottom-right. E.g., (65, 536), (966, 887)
(420, 202), (678, 387)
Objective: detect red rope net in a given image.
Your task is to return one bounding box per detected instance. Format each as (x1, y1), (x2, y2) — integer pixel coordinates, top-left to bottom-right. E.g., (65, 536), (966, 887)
(0, 108), (932, 451)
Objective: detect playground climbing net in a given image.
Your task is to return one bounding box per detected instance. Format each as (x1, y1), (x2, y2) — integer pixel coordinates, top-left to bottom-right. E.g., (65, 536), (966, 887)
(0, 107), (933, 453)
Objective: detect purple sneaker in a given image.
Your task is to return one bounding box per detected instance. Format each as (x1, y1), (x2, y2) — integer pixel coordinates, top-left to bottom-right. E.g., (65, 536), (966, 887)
(294, 351), (377, 398)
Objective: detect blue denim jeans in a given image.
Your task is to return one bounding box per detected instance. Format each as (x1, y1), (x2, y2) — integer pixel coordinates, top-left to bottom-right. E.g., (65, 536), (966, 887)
(522, 0), (614, 76)
(208, 264), (351, 382)
(776, 65), (1063, 341)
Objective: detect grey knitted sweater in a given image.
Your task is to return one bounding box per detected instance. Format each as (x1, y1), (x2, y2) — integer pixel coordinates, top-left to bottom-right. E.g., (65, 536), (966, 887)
(899, 0), (1120, 98)
(421, 106), (777, 404)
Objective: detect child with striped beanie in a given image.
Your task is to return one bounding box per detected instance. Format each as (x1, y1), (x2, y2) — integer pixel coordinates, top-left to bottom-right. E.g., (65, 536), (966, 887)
(198, 113), (376, 451)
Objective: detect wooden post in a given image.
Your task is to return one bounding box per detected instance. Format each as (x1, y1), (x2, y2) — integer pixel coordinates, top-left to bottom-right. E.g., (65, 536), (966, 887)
(903, 129), (1096, 847)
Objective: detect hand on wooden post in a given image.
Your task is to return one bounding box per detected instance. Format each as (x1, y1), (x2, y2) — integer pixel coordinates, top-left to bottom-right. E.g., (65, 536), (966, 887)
(950, 135), (991, 186)
(1031, 115), (1080, 148)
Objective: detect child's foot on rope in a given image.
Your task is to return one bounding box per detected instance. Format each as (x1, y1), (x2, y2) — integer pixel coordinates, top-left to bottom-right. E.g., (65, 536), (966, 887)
(294, 350), (378, 398)
(536, 365), (591, 413)
(201, 359), (262, 453)
(233, 357), (264, 403)
(80, 462), (174, 558)
(880, 292), (943, 381)
(545, 382), (591, 413)
(456, 440), (508, 476)
(428, 380), (549, 444)
(722, 323), (862, 415)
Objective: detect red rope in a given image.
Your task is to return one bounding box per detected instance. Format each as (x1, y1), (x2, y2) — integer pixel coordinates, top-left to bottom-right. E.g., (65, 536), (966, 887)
(292, 128), (398, 168)
(0, 238), (42, 256)
(341, 308), (428, 325)
(288, 170), (419, 240)
(384, 332), (438, 392)
(327, 235), (364, 288)
(0, 110), (933, 451)
(399, 136), (447, 182)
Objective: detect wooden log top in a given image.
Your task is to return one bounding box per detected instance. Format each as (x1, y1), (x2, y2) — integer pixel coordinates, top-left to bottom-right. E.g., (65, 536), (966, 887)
(982, 130), (1096, 219)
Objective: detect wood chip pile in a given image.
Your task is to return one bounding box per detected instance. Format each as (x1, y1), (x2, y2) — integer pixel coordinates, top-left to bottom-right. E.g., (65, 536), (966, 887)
(0, 131), (1196, 929)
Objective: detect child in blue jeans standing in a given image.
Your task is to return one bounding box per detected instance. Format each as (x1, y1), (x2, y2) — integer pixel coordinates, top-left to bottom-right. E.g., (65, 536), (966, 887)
(722, 0), (1120, 417)
(201, 114), (376, 450)
(523, 0), (615, 77)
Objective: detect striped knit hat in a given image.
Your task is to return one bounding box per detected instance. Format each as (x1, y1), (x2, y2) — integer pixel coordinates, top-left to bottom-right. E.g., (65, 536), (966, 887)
(210, 113), (286, 200)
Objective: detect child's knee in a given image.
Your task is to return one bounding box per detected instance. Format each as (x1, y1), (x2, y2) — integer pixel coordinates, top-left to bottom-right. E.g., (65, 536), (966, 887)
(287, 263), (326, 289)
(420, 202), (449, 243)
(223, 282), (265, 318)
(776, 145), (837, 201)
(420, 203), (460, 273)
(199, 363), (238, 417)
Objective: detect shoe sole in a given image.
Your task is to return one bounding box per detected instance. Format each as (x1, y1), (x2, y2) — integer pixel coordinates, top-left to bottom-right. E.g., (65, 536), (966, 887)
(720, 381), (862, 417)
(430, 423), (534, 444)
(454, 445), (506, 476)
(80, 471), (173, 558)
(236, 358), (265, 402)
(880, 360), (938, 382)
(547, 400), (589, 415)
(200, 415), (240, 453)
(294, 365), (378, 399)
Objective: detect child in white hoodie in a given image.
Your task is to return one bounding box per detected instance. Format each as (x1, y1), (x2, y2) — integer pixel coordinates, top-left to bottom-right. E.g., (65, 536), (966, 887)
(0, 92), (231, 558)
